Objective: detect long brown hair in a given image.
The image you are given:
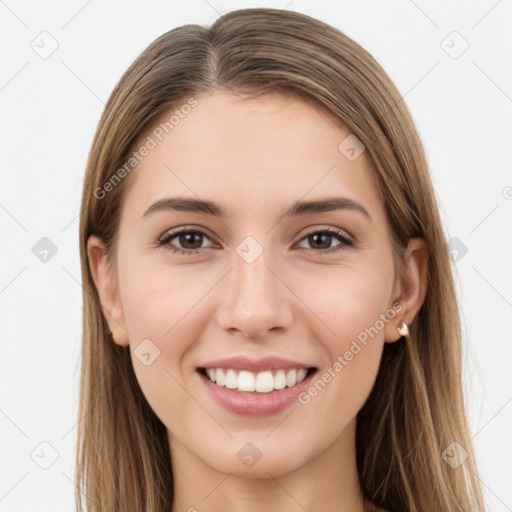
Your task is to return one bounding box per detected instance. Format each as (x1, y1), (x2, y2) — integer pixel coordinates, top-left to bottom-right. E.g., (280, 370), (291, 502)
(77, 7), (486, 511)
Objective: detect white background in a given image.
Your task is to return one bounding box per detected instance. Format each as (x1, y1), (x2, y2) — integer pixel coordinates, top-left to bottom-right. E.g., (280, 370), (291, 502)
(1, 0), (511, 510)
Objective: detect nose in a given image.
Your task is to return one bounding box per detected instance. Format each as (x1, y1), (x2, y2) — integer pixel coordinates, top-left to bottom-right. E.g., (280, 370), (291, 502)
(215, 245), (295, 340)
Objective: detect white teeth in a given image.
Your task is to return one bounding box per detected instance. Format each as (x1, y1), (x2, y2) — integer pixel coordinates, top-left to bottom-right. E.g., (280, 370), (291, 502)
(286, 369), (297, 387)
(204, 367), (310, 392)
(215, 368), (225, 386)
(274, 370), (287, 389)
(225, 369), (238, 389)
(238, 370), (256, 391)
(296, 368), (307, 383)
(255, 371), (274, 393)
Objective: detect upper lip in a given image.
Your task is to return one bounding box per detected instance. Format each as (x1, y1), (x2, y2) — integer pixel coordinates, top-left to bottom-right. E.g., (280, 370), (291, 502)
(198, 356), (316, 373)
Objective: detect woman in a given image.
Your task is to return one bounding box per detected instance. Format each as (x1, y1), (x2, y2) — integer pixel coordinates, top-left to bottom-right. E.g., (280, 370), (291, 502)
(77, 7), (486, 511)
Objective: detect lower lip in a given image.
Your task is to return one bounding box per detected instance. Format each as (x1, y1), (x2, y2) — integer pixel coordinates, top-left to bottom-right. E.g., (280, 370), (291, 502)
(197, 369), (316, 417)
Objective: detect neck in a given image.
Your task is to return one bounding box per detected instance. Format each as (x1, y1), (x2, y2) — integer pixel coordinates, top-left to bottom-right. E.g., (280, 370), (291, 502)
(169, 418), (372, 512)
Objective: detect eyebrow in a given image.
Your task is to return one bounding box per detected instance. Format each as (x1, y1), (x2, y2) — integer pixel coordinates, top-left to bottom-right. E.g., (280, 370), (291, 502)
(142, 196), (372, 222)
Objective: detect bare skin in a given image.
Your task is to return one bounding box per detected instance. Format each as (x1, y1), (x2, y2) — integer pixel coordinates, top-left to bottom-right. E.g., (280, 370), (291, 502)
(88, 90), (427, 512)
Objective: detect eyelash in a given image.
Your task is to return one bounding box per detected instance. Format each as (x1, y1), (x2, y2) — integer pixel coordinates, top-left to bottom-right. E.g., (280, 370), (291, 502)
(157, 226), (354, 257)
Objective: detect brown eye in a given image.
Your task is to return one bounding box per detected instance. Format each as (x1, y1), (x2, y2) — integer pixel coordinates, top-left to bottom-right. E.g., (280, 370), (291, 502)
(158, 228), (214, 255)
(297, 227), (353, 255)
(307, 233), (334, 250)
(177, 231), (204, 250)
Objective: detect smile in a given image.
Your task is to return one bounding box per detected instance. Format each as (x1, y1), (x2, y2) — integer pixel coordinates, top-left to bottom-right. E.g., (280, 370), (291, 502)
(200, 367), (313, 393)
(196, 365), (318, 417)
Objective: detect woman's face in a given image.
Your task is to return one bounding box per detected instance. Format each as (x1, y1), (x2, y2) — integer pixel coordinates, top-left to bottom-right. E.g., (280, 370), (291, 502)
(89, 90), (420, 478)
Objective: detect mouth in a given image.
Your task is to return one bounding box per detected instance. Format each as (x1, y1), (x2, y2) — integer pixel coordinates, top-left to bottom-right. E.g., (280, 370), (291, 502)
(196, 365), (318, 417)
(196, 366), (318, 394)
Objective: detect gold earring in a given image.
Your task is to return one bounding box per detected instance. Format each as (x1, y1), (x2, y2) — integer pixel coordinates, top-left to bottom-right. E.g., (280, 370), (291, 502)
(397, 321), (409, 338)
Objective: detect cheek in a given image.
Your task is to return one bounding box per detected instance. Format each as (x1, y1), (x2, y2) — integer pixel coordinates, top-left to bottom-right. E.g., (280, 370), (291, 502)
(119, 262), (220, 420)
(120, 261), (212, 346)
(294, 266), (392, 408)
(296, 263), (393, 346)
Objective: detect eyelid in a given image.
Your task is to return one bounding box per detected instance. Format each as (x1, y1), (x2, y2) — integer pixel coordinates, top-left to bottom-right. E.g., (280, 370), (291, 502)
(299, 225), (353, 244)
(157, 225), (216, 244)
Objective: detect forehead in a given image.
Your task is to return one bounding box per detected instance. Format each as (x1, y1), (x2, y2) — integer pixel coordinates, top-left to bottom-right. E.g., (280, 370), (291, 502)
(121, 91), (382, 222)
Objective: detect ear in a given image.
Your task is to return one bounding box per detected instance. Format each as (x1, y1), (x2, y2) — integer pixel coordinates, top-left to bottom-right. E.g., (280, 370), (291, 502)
(384, 237), (428, 343)
(87, 235), (130, 347)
